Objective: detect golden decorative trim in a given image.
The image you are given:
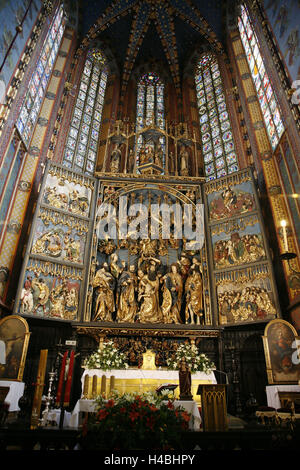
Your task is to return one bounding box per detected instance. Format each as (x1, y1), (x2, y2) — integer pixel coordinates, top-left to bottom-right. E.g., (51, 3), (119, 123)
(75, 324), (221, 340)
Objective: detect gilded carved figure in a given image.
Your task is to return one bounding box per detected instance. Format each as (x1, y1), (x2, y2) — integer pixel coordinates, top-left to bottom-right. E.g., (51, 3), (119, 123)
(117, 265), (137, 322)
(185, 263), (204, 325)
(92, 263), (115, 321)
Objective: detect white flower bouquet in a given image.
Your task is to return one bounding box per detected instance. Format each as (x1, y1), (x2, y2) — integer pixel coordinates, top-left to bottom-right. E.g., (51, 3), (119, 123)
(166, 343), (215, 374)
(83, 340), (129, 371)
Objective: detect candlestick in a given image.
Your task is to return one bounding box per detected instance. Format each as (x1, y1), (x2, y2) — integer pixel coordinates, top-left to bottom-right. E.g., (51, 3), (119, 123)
(280, 219), (288, 252)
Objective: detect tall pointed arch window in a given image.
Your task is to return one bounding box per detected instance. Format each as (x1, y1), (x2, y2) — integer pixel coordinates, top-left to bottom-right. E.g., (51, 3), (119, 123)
(62, 49), (108, 175)
(16, 4), (65, 147)
(238, 4), (284, 150)
(135, 72), (165, 166)
(195, 54), (239, 181)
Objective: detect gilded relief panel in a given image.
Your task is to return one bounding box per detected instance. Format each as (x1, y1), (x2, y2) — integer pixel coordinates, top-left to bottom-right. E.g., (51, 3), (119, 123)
(205, 169), (280, 326)
(20, 260), (82, 320)
(31, 209), (88, 264)
(14, 163), (96, 322)
(212, 217), (266, 269)
(216, 265), (277, 325)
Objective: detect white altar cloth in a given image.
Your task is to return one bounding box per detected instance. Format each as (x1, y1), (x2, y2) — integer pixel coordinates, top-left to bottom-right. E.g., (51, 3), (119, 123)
(266, 385), (300, 409)
(69, 398), (201, 430)
(0, 380), (24, 412)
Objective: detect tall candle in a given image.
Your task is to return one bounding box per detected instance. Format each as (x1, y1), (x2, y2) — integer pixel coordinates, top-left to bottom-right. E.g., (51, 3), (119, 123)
(281, 220), (288, 252)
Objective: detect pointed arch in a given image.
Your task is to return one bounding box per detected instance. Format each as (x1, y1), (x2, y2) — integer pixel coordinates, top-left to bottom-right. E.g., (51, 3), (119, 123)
(238, 3), (285, 150)
(135, 71), (166, 167)
(15, 4), (65, 147)
(195, 52), (239, 181)
(62, 48), (109, 175)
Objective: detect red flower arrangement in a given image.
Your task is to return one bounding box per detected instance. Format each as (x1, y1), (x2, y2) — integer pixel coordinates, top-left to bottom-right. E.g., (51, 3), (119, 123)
(82, 392), (191, 450)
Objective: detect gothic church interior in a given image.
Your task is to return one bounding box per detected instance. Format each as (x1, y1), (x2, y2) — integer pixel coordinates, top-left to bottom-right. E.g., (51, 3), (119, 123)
(0, 0), (299, 449)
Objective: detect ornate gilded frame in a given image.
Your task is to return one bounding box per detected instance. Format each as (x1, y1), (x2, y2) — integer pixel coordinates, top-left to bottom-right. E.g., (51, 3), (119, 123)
(262, 319), (300, 384)
(0, 315), (30, 381)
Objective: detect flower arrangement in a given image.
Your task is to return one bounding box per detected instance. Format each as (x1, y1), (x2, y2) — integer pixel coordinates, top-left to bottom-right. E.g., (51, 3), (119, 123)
(82, 391), (191, 450)
(83, 340), (129, 371)
(166, 342), (215, 373)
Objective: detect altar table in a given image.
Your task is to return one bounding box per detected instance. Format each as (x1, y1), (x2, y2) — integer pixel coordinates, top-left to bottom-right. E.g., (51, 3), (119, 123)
(0, 380), (24, 412)
(266, 385), (300, 410)
(69, 398), (201, 430)
(80, 368), (216, 404)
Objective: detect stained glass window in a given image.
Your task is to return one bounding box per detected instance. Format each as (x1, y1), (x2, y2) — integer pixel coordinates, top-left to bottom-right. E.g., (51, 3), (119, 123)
(16, 4), (65, 147)
(62, 49), (108, 175)
(238, 4), (284, 150)
(195, 54), (239, 181)
(135, 72), (165, 167)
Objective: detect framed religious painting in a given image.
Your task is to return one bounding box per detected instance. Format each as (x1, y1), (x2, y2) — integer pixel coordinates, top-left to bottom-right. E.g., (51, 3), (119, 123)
(262, 319), (300, 384)
(0, 315), (30, 381)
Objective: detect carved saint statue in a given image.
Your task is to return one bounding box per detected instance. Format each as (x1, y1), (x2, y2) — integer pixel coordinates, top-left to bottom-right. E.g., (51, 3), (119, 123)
(127, 149), (135, 173)
(138, 268), (162, 324)
(110, 143), (122, 173)
(179, 145), (189, 176)
(92, 263), (115, 321)
(32, 277), (50, 314)
(138, 145), (147, 165)
(161, 263), (183, 324)
(179, 357), (193, 401)
(116, 265), (137, 323)
(185, 260), (204, 325)
(154, 144), (163, 167)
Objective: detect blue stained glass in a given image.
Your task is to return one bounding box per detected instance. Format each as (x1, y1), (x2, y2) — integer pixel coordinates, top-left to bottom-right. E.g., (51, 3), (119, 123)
(225, 141), (234, 153)
(92, 129), (99, 140)
(70, 127), (78, 139)
(213, 137), (221, 148)
(65, 149), (74, 161)
(78, 143), (86, 154)
(196, 53), (239, 180)
(90, 140), (97, 150)
(203, 142), (212, 153)
(214, 146), (223, 158)
(221, 120), (230, 131)
(228, 164), (239, 173)
(217, 168), (227, 178)
(207, 174), (216, 181)
(226, 152), (237, 165)
(202, 132), (211, 143)
(200, 114), (208, 124)
(75, 154), (84, 166)
(212, 127), (220, 138)
(205, 163), (214, 175)
(79, 134), (88, 145)
(81, 123), (89, 134)
(219, 111), (228, 122)
(204, 152), (213, 164)
(218, 102), (226, 113)
(215, 157), (225, 169)
(67, 137), (76, 149)
(86, 160), (94, 172)
(74, 108), (82, 118)
(72, 117), (80, 128)
(222, 131), (232, 142)
(88, 150), (96, 161)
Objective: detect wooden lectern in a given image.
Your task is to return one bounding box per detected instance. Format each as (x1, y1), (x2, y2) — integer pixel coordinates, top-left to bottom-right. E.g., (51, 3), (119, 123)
(197, 384), (228, 431)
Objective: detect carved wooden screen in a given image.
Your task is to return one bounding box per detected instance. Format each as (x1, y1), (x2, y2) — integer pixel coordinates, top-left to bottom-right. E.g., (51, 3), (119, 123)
(14, 162), (97, 322)
(204, 168), (281, 326)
